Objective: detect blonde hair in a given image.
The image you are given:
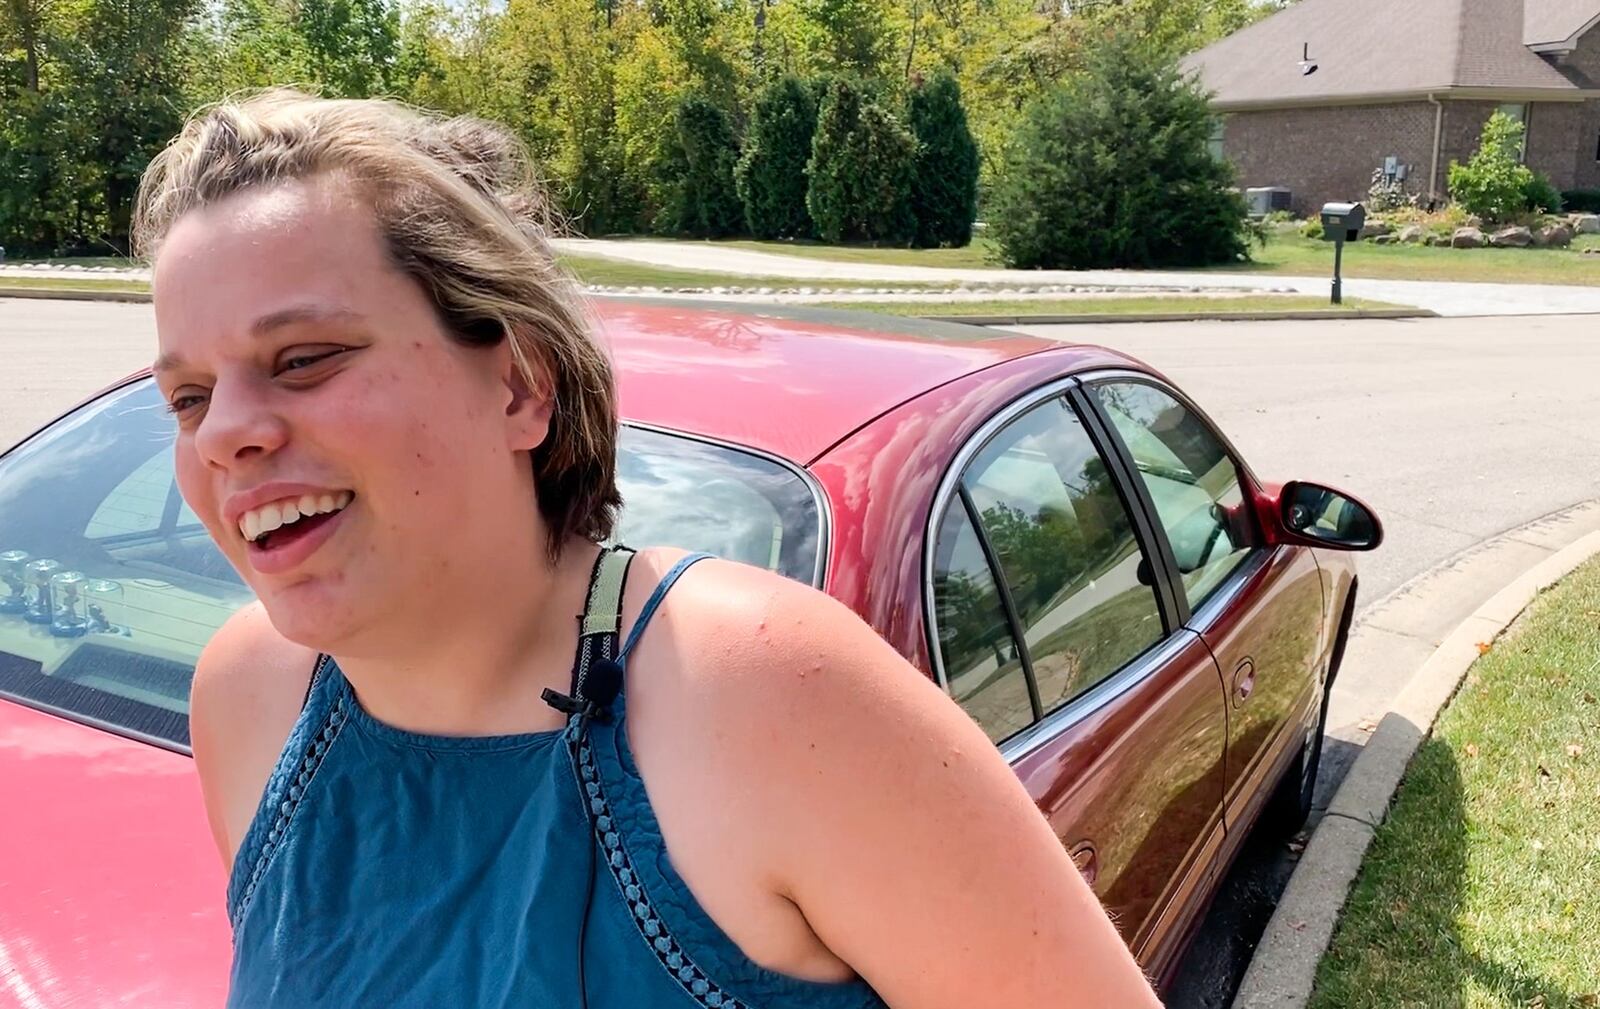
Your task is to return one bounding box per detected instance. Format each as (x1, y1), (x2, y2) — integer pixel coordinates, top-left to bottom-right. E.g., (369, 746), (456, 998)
(133, 88), (619, 559)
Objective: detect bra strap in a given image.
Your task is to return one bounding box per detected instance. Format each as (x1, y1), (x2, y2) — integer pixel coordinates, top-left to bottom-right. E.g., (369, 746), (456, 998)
(571, 545), (635, 701)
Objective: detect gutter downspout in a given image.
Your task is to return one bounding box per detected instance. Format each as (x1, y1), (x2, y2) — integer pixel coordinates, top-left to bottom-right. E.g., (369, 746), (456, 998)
(1427, 92), (1445, 206)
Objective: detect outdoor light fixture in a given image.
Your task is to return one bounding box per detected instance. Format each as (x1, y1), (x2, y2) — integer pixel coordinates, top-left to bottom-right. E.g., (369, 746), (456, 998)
(1299, 43), (1318, 76)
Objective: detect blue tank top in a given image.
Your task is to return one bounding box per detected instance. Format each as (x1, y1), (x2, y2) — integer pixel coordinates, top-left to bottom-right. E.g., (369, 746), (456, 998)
(224, 550), (887, 1009)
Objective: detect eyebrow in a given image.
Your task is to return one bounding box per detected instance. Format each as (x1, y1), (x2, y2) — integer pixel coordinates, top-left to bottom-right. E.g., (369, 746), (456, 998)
(152, 306), (365, 374)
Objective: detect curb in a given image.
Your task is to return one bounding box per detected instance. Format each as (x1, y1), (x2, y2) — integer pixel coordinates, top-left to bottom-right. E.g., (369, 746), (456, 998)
(1231, 528), (1600, 1009)
(923, 308), (1435, 326)
(2, 287), (1435, 324)
(0, 287), (152, 304)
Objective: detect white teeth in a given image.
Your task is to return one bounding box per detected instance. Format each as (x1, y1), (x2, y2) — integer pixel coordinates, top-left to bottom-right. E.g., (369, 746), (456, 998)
(259, 504), (283, 534)
(237, 491), (353, 544)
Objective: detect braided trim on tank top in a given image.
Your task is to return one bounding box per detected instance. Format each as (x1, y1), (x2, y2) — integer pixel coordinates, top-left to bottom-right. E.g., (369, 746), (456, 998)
(230, 689), (351, 930)
(573, 731), (749, 1009)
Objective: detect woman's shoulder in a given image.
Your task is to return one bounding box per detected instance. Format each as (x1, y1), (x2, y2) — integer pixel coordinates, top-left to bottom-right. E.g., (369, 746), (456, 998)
(190, 602), (319, 870)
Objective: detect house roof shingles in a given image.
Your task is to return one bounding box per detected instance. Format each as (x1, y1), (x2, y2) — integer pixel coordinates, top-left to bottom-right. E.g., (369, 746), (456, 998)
(1183, 0), (1599, 108)
(1524, 0), (1600, 46)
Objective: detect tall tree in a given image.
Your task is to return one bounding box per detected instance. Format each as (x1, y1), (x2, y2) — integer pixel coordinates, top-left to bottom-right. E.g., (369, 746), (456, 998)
(297, 0), (400, 97)
(906, 72), (977, 247)
(807, 77), (916, 243)
(735, 76), (818, 238)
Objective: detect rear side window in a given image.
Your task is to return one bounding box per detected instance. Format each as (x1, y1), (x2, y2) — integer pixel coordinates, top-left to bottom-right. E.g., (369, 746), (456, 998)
(0, 379), (825, 748)
(930, 396), (1165, 743)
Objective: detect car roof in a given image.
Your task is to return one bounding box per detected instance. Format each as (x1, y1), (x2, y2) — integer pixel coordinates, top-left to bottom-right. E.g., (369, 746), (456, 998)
(598, 300), (1078, 464)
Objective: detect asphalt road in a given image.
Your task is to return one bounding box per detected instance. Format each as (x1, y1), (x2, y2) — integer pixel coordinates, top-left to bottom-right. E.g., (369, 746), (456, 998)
(8, 298), (1600, 1004)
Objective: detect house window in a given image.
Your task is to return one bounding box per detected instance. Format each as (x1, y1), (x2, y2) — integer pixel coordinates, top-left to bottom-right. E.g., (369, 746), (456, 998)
(1498, 103), (1529, 161)
(1207, 118), (1226, 161)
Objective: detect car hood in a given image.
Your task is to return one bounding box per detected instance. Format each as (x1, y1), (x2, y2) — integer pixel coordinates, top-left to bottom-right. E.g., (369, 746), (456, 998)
(0, 700), (230, 1007)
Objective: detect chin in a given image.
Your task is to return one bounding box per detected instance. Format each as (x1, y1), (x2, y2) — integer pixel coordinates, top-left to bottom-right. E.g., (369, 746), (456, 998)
(256, 580), (371, 656)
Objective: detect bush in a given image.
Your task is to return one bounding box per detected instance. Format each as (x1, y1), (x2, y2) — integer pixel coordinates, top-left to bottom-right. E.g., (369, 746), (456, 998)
(906, 73), (979, 248)
(735, 77), (819, 240)
(666, 96), (744, 237)
(1522, 172), (1563, 215)
(806, 79), (916, 244)
(986, 34), (1252, 270)
(1299, 217), (1323, 239)
(1447, 111), (1534, 225)
(1561, 189), (1600, 214)
(1367, 167), (1417, 212)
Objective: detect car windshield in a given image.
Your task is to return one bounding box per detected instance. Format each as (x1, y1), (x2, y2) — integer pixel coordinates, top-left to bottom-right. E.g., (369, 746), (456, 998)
(0, 378), (823, 749)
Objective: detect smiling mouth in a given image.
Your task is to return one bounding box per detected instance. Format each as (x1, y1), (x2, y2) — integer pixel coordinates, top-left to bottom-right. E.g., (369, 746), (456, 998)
(240, 491), (354, 551)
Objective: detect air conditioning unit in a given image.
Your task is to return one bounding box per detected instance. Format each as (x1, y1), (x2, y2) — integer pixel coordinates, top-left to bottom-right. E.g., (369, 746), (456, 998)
(1244, 187), (1294, 216)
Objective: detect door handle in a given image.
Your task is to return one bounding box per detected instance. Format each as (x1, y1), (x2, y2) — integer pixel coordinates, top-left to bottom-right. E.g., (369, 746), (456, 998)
(1069, 842), (1099, 887)
(1232, 659), (1256, 707)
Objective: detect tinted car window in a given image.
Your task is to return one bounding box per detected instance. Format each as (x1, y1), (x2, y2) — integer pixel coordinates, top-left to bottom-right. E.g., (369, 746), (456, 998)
(0, 379), (823, 747)
(961, 398), (1163, 713)
(1091, 381), (1259, 610)
(929, 500), (1031, 744)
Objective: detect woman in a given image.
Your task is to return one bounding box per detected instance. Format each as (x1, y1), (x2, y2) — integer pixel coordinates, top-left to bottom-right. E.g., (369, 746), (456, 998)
(137, 90), (1162, 1009)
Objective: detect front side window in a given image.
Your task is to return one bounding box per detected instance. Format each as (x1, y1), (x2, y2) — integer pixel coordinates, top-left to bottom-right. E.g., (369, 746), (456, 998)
(0, 379), (824, 747)
(1091, 381), (1261, 611)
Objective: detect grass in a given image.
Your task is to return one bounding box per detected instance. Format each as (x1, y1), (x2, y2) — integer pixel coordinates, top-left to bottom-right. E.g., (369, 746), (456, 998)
(812, 295), (1400, 318)
(0, 275), (151, 294)
(555, 252), (945, 290)
(691, 228), (1600, 286)
(1309, 558), (1600, 1009)
(1208, 226), (1600, 286)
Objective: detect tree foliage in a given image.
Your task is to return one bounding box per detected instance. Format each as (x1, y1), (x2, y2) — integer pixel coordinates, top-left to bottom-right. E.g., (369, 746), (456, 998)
(987, 32), (1251, 269)
(806, 77), (916, 243)
(665, 95), (744, 236)
(735, 76), (818, 238)
(1447, 112), (1536, 225)
(906, 71), (977, 247)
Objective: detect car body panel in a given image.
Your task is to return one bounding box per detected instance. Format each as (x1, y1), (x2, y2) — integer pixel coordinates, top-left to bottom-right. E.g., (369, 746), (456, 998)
(0, 697), (231, 1007)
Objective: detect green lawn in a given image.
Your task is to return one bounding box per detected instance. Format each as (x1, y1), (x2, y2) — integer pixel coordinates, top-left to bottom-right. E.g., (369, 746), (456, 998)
(553, 253), (941, 291)
(1310, 558), (1600, 1009)
(0, 275), (151, 294)
(1210, 227), (1600, 287)
(814, 295), (1400, 318)
(705, 228), (1600, 286)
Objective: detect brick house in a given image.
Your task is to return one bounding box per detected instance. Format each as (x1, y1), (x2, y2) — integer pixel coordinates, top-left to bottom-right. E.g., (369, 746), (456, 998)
(1183, 0), (1600, 215)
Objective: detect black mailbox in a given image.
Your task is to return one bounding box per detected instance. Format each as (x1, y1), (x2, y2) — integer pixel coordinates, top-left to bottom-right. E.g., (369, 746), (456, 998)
(1320, 201), (1365, 242)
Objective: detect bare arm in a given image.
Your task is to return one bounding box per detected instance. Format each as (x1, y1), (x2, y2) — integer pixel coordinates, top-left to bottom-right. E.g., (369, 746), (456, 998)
(702, 571), (1161, 1008)
(189, 602), (317, 872)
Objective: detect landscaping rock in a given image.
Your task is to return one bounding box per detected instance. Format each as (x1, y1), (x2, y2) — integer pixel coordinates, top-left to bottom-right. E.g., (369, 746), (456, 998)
(1534, 224), (1573, 248)
(1373, 234), (1397, 245)
(1488, 225), (1533, 248)
(1358, 220), (1392, 240)
(1569, 213), (1599, 234)
(1451, 227), (1486, 249)
(1397, 225), (1426, 244)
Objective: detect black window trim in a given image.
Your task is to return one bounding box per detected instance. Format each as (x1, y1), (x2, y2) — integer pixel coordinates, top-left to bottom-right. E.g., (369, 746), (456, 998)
(1076, 368), (1272, 630)
(921, 376), (1182, 743)
(957, 484), (1043, 722)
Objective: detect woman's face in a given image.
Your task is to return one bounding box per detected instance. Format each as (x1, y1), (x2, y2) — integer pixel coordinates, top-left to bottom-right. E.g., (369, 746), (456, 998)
(152, 175), (548, 651)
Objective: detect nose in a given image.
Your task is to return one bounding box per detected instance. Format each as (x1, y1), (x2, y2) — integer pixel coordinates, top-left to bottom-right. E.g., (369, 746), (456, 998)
(193, 375), (289, 470)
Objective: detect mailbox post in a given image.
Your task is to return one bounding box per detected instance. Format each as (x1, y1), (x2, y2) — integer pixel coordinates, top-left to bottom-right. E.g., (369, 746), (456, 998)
(1319, 201), (1365, 305)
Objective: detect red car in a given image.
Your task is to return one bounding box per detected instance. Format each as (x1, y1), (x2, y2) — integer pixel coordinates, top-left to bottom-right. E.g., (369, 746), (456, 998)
(0, 302), (1379, 1005)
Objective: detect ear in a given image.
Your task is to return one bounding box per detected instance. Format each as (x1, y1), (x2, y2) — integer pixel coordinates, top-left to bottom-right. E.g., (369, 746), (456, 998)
(500, 344), (554, 453)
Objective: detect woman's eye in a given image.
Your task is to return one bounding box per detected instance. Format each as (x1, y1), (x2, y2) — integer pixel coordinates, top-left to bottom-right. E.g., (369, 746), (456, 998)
(277, 348), (344, 374)
(166, 393), (207, 416)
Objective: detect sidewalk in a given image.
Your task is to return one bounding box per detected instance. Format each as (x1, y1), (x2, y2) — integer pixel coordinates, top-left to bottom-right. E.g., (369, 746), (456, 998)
(550, 238), (1600, 318)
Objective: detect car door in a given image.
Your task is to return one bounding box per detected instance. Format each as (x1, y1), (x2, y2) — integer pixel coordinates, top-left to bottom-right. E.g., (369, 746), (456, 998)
(1083, 375), (1327, 836)
(925, 381), (1230, 972)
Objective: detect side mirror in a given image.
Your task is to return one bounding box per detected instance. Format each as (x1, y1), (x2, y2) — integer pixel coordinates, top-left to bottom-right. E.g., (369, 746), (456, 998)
(1278, 481), (1383, 551)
